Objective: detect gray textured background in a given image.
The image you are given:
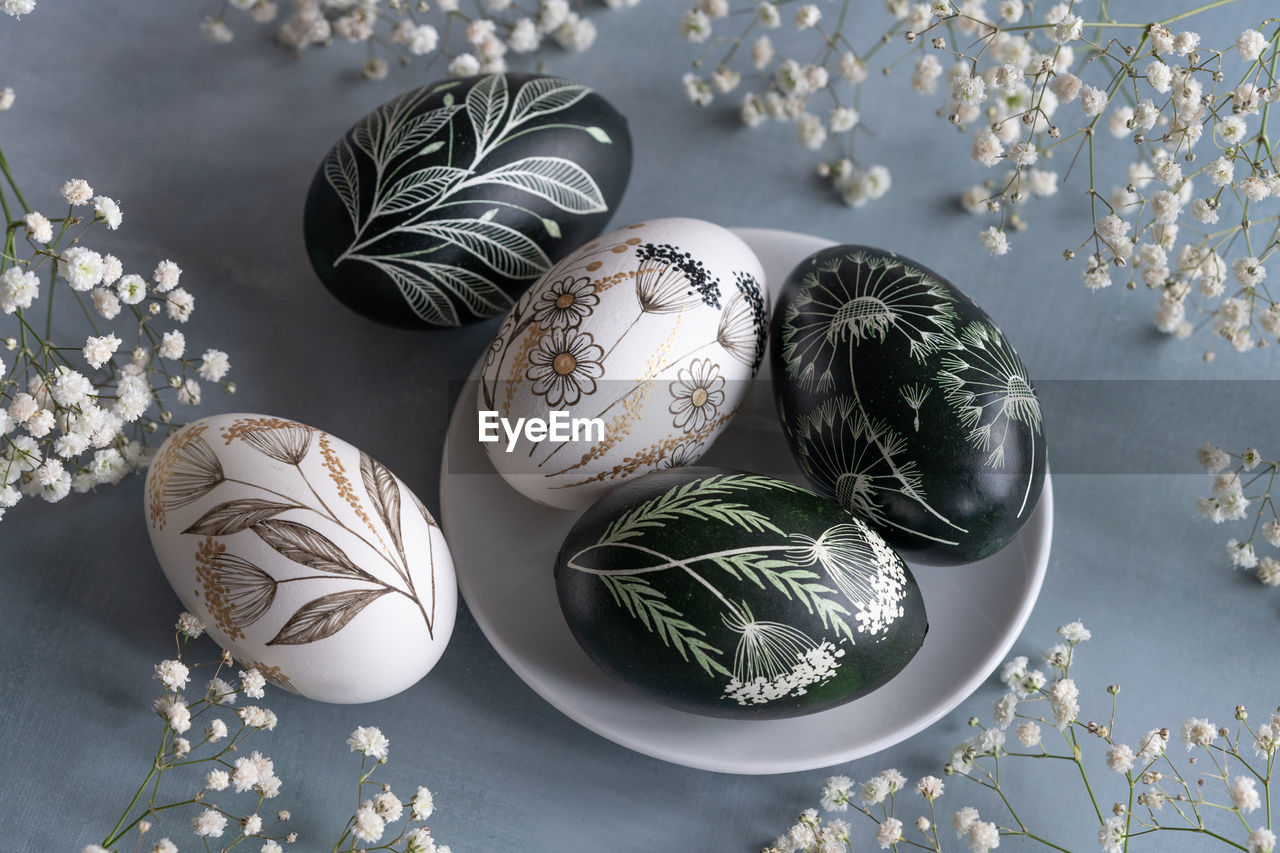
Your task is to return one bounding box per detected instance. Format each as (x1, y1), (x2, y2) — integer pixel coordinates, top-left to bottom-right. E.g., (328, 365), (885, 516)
(3, 1), (1279, 850)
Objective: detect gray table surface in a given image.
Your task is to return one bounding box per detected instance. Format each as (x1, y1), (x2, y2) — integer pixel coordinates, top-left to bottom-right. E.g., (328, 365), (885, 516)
(3, 1), (1278, 850)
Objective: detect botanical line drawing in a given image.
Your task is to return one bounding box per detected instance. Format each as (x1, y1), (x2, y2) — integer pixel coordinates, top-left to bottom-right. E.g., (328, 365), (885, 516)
(150, 418), (439, 647)
(781, 252), (966, 536)
(781, 252), (958, 392)
(900, 383), (931, 431)
(324, 75), (614, 326)
(791, 397), (960, 547)
(936, 320), (1044, 517)
(563, 474), (908, 704)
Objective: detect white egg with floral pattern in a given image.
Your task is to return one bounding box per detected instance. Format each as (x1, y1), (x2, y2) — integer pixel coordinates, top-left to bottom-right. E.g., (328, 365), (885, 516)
(477, 217), (768, 509)
(144, 413), (457, 704)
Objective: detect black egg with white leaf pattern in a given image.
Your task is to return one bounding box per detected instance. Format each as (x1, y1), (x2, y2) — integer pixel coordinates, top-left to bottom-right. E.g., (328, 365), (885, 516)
(304, 73), (632, 328)
(771, 245), (1047, 566)
(555, 467), (928, 719)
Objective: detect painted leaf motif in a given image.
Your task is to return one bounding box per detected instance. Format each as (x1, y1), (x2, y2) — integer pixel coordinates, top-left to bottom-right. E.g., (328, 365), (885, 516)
(585, 126), (612, 144)
(508, 78), (591, 127)
(212, 553), (278, 628)
(386, 104), (459, 161)
(351, 106), (383, 160)
(360, 451), (404, 565)
(405, 218), (550, 279)
(397, 260), (514, 317)
(478, 156), (607, 214)
(466, 73), (509, 154)
(184, 499), (295, 536)
(374, 260), (461, 327)
(323, 138), (361, 230)
(376, 166), (468, 217)
(266, 588), (390, 646)
(251, 519), (374, 579)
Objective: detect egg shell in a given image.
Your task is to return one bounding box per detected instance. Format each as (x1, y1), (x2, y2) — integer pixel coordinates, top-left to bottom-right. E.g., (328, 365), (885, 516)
(555, 467), (927, 719)
(304, 72), (632, 328)
(478, 217), (768, 510)
(771, 245), (1047, 565)
(144, 413), (457, 704)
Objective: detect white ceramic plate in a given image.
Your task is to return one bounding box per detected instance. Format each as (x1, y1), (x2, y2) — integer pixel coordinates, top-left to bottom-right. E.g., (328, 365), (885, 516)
(439, 227), (1052, 775)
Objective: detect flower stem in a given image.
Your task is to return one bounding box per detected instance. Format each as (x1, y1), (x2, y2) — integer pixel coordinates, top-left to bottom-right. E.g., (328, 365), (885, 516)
(0, 145), (29, 213)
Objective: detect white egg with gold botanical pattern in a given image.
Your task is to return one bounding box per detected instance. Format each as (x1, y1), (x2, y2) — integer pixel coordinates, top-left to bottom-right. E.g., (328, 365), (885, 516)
(144, 413), (457, 704)
(478, 217), (768, 510)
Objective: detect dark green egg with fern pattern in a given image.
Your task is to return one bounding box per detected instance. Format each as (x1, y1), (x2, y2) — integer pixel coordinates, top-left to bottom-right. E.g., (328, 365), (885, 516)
(771, 245), (1047, 566)
(554, 467), (928, 719)
(304, 73), (632, 328)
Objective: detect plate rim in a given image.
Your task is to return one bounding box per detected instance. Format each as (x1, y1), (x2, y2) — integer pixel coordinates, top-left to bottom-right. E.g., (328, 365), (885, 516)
(439, 226), (1052, 774)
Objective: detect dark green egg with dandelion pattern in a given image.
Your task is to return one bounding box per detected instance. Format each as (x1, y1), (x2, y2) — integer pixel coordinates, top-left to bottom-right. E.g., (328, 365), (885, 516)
(554, 467), (928, 719)
(304, 72), (632, 328)
(770, 245), (1047, 566)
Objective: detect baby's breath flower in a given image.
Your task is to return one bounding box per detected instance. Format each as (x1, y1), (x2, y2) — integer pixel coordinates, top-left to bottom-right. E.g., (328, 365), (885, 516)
(859, 774), (891, 805)
(411, 785), (434, 820)
(192, 808), (228, 838)
(968, 819), (1000, 852)
(207, 717), (229, 742)
(1237, 29), (1268, 62)
(1227, 539), (1258, 569)
(820, 775), (853, 810)
(348, 725), (390, 759)
(1079, 85), (1108, 117)
(154, 659), (190, 691)
(980, 226), (1010, 256)
(1181, 717), (1217, 748)
(1106, 743), (1135, 773)
(61, 178), (93, 205)
(22, 211), (51, 243)
(238, 705), (277, 730)
(92, 196), (122, 230)
(1231, 776), (1262, 812)
(680, 8), (712, 42)
(373, 789), (403, 821)
(876, 817), (903, 849)
(1098, 815), (1125, 853)
(793, 3), (820, 29)
(1249, 828), (1278, 853)
(240, 667), (266, 698)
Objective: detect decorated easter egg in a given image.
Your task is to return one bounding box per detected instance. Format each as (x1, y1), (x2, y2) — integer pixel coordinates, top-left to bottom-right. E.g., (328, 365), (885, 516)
(304, 72), (632, 328)
(477, 217), (768, 510)
(555, 467), (927, 719)
(144, 413), (457, 704)
(771, 245), (1046, 565)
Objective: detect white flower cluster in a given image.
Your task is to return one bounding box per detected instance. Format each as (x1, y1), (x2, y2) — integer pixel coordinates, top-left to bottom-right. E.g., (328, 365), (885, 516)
(679, 2), (1279, 354)
(1195, 443), (1280, 586)
(722, 640), (845, 706)
(764, 770), (945, 853)
(771, 621), (1280, 853)
(204, 0), (637, 80)
(86, 614), (453, 853)
(678, 0), (892, 206)
(923, 6), (1279, 354)
(0, 168), (233, 520)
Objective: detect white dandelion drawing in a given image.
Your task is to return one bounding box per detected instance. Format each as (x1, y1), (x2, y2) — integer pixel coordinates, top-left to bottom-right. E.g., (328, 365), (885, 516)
(716, 272), (769, 373)
(721, 602), (845, 706)
(780, 252), (959, 393)
(900, 383), (931, 431)
(793, 396), (963, 546)
(785, 521), (907, 637)
(936, 321), (1043, 517)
